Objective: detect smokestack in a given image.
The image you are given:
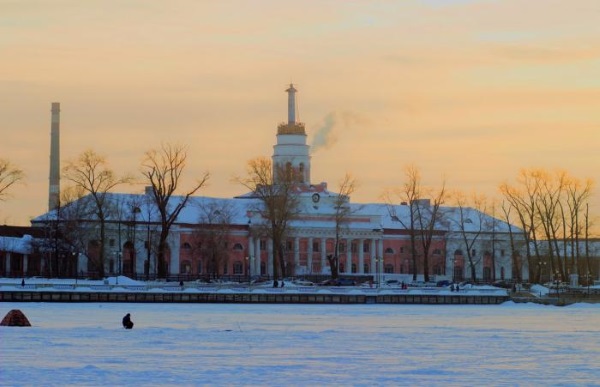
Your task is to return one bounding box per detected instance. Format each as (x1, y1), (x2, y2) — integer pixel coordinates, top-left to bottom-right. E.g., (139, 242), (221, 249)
(48, 102), (60, 211)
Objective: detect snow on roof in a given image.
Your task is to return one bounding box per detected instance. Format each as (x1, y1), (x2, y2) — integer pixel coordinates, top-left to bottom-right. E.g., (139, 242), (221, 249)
(31, 192), (519, 234)
(0, 234), (34, 254)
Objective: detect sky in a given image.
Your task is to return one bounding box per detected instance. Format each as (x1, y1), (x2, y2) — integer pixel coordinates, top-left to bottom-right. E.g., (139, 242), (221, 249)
(1, 294), (599, 385)
(1, 0), (599, 228)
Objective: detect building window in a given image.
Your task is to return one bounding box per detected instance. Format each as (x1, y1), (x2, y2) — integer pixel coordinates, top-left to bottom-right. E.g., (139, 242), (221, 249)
(400, 247), (405, 254)
(433, 249), (441, 255)
(233, 261), (243, 275)
(363, 263), (369, 273)
(233, 243), (243, 251)
(109, 239), (115, 247)
(500, 249), (505, 257)
(351, 243), (357, 253)
(313, 241), (320, 252)
(182, 242), (191, 250)
(471, 249), (476, 257)
(223, 262), (228, 275)
(286, 241), (293, 251)
(385, 247), (394, 254)
(351, 263), (357, 273)
(363, 244), (369, 253)
(384, 264), (394, 273)
(433, 265), (443, 275)
(339, 243), (345, 253)
(260, 240), (266, 251)
(197, 261), (202, 274)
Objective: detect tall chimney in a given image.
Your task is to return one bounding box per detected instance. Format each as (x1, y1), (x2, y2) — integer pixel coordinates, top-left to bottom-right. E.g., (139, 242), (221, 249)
(48, 102), (60, 211)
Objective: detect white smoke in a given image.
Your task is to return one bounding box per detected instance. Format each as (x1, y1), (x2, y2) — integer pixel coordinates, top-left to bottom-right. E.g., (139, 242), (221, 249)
(311, 111), (368, 154)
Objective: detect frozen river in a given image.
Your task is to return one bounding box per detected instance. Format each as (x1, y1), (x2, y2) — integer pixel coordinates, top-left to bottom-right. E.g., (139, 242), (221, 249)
(1, 302), (599, 386)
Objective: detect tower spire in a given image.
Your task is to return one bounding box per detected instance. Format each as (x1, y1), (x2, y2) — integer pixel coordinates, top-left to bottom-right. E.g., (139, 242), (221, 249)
(286, 83), (297, 124)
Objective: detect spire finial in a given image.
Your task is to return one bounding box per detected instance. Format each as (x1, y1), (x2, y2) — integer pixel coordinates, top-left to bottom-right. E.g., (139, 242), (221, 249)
(286, 83), (297, 124)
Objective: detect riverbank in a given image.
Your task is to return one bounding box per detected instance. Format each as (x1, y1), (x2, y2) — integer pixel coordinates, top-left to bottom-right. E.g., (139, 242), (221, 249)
(0, 276), (510, 304)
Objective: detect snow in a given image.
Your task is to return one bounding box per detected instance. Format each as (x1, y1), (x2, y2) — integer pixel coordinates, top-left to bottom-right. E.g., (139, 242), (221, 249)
(1, 289), (599, 385)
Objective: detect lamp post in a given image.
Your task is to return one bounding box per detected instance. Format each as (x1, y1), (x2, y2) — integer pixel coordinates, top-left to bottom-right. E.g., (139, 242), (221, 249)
(554, 271), (561, 299)
(586, 272), (592, 296)
(537, 260), (547, 284)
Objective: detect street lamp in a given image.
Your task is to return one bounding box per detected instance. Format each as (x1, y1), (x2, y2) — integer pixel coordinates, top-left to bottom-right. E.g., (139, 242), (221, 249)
(537, 260), (547, 284)
(554, 271), (561, 299)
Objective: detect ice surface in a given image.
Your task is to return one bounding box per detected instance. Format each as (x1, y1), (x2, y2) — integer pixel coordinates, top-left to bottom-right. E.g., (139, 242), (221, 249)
(1, 301), (599, 386)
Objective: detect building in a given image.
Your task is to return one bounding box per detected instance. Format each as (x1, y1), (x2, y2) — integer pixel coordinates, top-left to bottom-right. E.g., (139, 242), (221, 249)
(30, 85), (528, 283)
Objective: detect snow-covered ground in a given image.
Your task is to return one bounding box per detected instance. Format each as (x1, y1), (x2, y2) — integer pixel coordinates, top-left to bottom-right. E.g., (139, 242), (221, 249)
(1, 301), (599, 386)
(0, 276), (512, 296)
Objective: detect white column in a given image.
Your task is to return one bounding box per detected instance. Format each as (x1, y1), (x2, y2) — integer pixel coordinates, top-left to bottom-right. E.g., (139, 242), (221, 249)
(370, 238), (377, 274)
(358, 239), (364, 274)
(248, 235), (254, 277)
(346, 238), (352, 274)
(254, 238), (261, 275)
(378, 239), (384, 278)
(320, 237), (327, 274)
(267, 238), (273, 276)
(23, 255), (29, 274)
(169, 230), (181, 275)
(307, 237), (313, 274)
(5, 252), (11, 274)
(294, 237), (300, 274)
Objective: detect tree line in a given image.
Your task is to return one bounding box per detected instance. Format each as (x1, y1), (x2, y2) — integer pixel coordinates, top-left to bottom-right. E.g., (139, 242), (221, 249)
(1, 153), (597, 283)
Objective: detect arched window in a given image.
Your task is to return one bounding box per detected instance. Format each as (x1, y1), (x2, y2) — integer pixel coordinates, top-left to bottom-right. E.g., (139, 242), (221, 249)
(233, 243), (244, 251)
(286, 162), (293, 180)
(385, 247), (394, 254)
(454, 249), (463, 256)
(182, 242), (191, 250)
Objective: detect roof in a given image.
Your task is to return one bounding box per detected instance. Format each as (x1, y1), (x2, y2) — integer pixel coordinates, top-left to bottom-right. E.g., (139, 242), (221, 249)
(31, 192), (519, 235)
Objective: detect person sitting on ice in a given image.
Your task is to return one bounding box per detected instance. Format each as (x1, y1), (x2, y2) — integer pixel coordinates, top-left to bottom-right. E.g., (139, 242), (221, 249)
(122, 313), (134, 329)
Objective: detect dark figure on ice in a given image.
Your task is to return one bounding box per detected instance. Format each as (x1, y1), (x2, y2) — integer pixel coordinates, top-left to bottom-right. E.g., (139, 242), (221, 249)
(281, 281), (285, 288)
(273, 280), (278, 288)
(122, 313), (134, 329)
(21, 278), (25, 287)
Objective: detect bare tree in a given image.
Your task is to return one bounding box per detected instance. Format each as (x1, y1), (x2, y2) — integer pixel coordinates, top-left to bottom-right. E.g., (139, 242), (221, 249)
(326, 173), (358, 279)
(451, 192), (493, 282)
(500, 170), (544, 283)
(0, 158), (24, 201)
(500, 168), (596, 284)
(236, 157), (301, 281)
(141, 143), (209, 278)
(385, 165), (446, 282)
(63, 150), (132, 278)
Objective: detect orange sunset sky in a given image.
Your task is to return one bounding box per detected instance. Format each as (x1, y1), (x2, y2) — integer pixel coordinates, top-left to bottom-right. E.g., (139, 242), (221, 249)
(1, 0), (599, 232)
